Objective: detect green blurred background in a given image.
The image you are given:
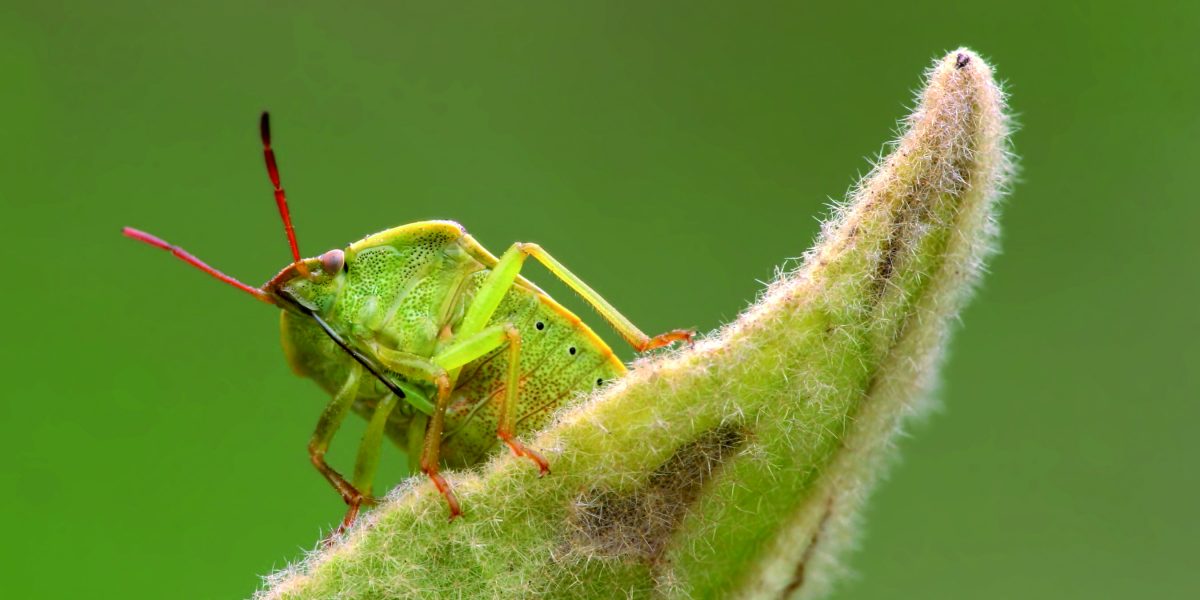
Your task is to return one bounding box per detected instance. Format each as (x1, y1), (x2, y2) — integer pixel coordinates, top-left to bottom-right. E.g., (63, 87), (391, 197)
(2, 1), (1196, 598)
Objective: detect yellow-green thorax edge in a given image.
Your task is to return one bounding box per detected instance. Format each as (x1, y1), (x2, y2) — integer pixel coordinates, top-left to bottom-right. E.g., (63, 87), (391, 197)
(122, 112), (691, 531)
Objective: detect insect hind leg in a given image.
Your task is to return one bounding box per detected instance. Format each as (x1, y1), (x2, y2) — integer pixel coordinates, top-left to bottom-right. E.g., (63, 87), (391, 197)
(459, 238), (694, 352)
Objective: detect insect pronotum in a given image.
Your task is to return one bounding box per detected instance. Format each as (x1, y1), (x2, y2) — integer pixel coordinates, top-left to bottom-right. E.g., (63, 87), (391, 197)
(124, 113), (693, 531)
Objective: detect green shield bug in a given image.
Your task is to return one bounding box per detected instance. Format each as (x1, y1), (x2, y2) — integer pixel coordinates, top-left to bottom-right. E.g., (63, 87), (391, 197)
(124, 113), (692, 532)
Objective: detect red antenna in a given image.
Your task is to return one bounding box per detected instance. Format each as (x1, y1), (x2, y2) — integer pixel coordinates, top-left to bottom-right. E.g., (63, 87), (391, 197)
(122, 227), (272, 303)
(122, 112), (313, 302)
(260, 111), (306, 274)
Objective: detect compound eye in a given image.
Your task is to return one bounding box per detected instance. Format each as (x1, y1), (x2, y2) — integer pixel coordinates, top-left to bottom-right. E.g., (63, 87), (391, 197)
(319, 249), (345, 274)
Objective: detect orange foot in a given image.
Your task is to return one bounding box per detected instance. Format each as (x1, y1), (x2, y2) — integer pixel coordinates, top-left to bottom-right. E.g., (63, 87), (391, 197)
(636, 328), (696, 352)
(423, 468), (462, 521)
(322, 491), (378, 547)
(501, 435), (551, 476)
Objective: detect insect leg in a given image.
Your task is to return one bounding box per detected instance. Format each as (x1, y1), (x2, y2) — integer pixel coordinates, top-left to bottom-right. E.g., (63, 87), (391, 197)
(372, 349), (462, 519)
(308, 364), (372, 522)
(431, 324), (548, 473)
(433, 324), (511, 370)
(340, 392), (400, 532)
(457, 243), (527, 340)
(518, 243), (694, 350)
(404, 413), (428, 475)
(493, 325), (548, 473)
(461, 238), (693, 351)
(420, 374), (460, 520)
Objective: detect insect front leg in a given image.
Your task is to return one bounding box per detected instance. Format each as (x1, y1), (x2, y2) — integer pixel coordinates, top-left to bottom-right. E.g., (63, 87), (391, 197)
(307, 364), (373, 530)
(461, 239), (694, 352)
